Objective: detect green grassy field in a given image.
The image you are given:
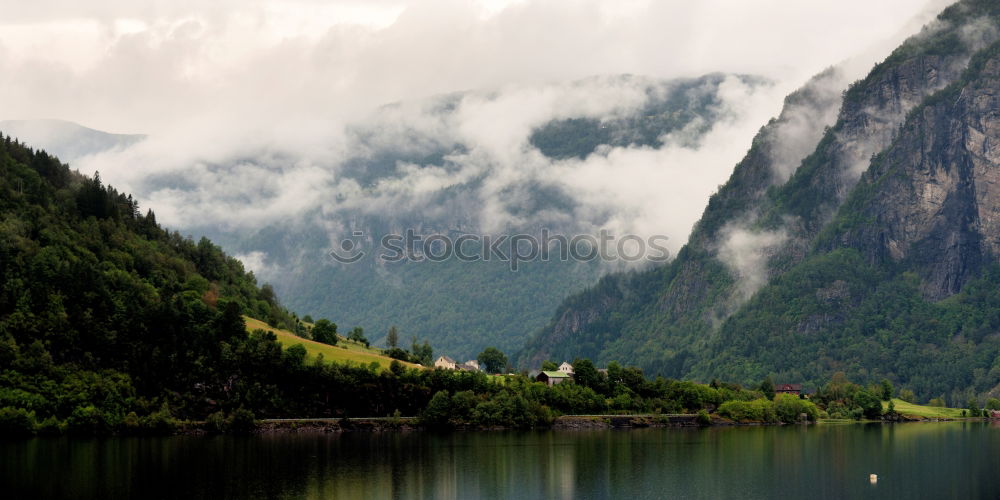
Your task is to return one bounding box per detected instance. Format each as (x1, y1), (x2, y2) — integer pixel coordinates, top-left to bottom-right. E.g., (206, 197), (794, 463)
(883, 398), (966, 418)
(244, 317), (423, 371)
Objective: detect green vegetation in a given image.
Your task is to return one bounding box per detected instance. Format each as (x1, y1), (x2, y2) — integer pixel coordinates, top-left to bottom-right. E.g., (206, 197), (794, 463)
(348, 327), (369, 347)
(0, 133), (322, 435)
(718, 399), (777, 423)
(310, 319), (338, 346)
(881, 399), (965, 419)
(477, 347), (508, 374)
(386, 326), (399, 349)
(697, 250), (1000, 405)
(243, 317), (419, 371)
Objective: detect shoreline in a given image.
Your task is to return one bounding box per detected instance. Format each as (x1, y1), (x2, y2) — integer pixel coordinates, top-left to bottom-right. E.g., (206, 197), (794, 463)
(188, 413), (987, 436)
(10, 414), (988, 439)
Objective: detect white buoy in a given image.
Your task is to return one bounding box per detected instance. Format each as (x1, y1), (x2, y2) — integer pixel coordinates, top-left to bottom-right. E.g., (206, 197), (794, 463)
(870, 474), (878, 484)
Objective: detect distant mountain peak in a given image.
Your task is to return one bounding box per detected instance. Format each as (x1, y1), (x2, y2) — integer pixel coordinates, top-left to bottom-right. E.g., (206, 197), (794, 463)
(0, 119), (145, 165)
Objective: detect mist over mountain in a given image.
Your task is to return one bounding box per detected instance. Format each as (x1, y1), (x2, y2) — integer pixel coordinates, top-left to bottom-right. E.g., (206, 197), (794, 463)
(19, 74), (775, 358)
(0, 0), (960, 365)
(521, 0), (1000, 404)
(0, 119), (145, 165)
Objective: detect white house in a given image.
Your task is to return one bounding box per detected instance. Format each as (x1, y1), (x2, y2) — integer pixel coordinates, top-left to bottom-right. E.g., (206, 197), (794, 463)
(559, 362), (574, 375)
(434, 356), (457, 370)
(463, 360), (480, 371)
(537, 371), (572, 386)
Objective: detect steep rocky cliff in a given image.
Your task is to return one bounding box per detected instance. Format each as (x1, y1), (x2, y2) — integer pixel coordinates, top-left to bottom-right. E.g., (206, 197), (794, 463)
(520, 0), (1000, 401)
(826, 44), (1000, 298)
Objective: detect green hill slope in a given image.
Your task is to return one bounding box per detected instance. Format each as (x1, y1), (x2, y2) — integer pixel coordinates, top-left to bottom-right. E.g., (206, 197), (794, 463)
(0, 136), (454, 431)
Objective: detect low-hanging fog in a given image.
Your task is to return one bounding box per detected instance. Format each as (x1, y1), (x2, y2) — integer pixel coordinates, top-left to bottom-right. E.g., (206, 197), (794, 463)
(0, 0), (955, 268)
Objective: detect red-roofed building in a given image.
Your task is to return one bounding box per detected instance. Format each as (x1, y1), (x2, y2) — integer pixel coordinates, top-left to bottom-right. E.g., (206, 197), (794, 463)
(775, 383), (802, 396)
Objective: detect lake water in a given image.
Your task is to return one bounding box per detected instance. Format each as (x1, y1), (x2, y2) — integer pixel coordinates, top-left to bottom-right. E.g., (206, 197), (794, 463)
(2, 422), (999, 499)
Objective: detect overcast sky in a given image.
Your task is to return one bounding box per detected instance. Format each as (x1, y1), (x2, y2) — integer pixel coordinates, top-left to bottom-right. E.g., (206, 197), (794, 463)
(0, 0), (957, 264)
(0, 0), (951, 135)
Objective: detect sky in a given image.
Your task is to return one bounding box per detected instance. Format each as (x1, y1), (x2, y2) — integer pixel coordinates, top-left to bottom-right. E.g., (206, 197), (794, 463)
(0, 0), (956, 259)
(0, 0), (951, 134)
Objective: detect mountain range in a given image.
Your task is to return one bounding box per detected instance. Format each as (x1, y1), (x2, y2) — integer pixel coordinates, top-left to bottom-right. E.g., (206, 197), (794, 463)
(519, 0), (1000, 404)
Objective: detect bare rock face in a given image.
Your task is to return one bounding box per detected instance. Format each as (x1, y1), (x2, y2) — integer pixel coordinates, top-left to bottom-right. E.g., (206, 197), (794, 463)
(833, 52), (1000, 299)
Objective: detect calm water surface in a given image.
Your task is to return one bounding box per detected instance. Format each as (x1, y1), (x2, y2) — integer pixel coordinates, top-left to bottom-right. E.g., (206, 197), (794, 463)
(2, 422), (999, 499)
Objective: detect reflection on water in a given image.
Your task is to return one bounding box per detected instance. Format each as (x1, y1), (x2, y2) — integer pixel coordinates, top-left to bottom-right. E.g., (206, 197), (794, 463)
(2, 422), (999, 499)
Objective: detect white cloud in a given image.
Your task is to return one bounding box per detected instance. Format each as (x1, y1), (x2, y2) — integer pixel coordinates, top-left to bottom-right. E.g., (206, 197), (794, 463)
(0, 0), (957, 257)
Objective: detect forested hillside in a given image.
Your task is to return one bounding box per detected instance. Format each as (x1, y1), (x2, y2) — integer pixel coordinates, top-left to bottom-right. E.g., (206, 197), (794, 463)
(0, 134), (318, 428)
(520, 0), (1000, 405)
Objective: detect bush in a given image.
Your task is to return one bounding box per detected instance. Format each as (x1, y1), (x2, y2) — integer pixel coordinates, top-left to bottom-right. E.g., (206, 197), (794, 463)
(852, 390), (883, 420)
(773, 394), (819, 423)
(141, 405), (178, 434)
(205, 411), (227, 434)
(450, 391), (479, 422)
(35, 416), (64, 435)
(0, 407), (36, 436)
(718, 399), (776, 422)
(531, 404), (555, 427)
(421, 391), (453, 426)
(227, 407), (257, 434)
(696, 409), (712, 426)
(385, 348), (411, 363)
(611, 392), (634, 412)
(471, 400), (503, 427)
(122, 411), (141, 431)
(66, 405), (113, 435)
(967, 399), (982, 418)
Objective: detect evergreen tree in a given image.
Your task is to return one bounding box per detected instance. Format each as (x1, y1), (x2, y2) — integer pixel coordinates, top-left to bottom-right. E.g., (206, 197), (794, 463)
(880, 379), (894, 401)
(387, 326), (399, 349)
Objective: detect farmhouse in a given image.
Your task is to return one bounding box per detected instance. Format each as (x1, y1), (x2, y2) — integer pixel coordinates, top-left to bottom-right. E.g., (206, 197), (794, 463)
(536, 370), (572, 386)
(434, 356), (457, 370)
(775, 383), (802, 396)
(558, 362), (574, 375)
(434, 356), (480, 371)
